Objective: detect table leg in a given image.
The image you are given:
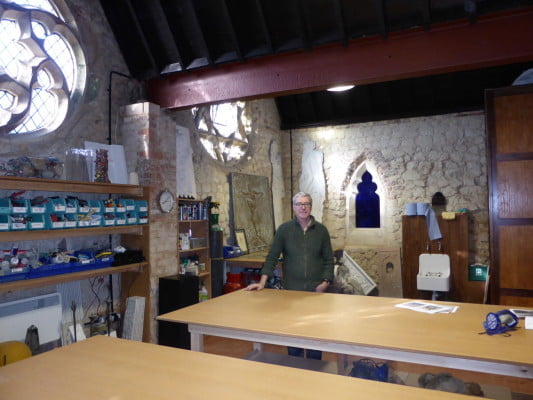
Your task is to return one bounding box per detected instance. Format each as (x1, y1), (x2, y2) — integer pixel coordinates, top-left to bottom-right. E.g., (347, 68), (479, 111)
(190, 332), (204, 352)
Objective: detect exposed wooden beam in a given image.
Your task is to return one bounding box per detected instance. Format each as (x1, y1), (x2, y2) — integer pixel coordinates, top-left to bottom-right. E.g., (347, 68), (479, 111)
(147, 8), (533, 110)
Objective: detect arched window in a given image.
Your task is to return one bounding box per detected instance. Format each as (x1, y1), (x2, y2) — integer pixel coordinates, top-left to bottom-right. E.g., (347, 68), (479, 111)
(0, 0), (86, 137)
(355, 170), (380, 228)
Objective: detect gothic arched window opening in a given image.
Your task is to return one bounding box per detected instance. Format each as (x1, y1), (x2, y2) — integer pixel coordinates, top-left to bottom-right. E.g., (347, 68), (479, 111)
(355, 171), (380, 228)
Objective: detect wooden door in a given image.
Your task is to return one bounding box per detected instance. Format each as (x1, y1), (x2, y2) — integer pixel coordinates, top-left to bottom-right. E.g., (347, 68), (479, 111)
(485, 84), (533, 307)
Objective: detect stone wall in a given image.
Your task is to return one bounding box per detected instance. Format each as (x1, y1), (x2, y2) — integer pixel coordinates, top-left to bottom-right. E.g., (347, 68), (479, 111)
(283, 110), (489, 284)
(172, 100), (285, 245)
(173, 101), (489, 296)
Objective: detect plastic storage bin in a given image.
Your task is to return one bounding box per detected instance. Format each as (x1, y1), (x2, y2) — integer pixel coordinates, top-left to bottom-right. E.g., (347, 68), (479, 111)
(103, 199), (116, 213)
(0, 269), (28, 283)
(115, 212), (127, 225)
(65, 198), (78, 214)
(88, 200), (103, 214)
(28, 263), (71, 278)
(77, 214), (91, 227)
(126, 212), (138, 225)
(0, 215), (9, 231)
(77, 199), (91, 213)
(120, 199), (136, 212)
(64, 214), (78, 228)
(103, 213), (116, 226)
(10, 215), (28, 230)
(115, 200), (126, 213)
(135, 200), (148, 213)
(28, 214), (46, 230)
(46, 214), (66, 229)
(11, 198), (29, 214)
(89, 213), (103, 227)
(46, 198), (67, 213)
(0, 198), (12, 214)
(30, 198), (47, 214)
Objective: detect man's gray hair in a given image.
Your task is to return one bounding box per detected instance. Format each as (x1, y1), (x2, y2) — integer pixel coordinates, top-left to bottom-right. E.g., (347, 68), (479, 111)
(292, 192), (312, 205)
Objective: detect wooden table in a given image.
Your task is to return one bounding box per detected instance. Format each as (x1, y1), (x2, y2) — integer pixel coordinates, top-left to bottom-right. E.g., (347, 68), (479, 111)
(158, 289), (533, 379)
(0, 335), (475, 400)
(224, 251), (268, 269)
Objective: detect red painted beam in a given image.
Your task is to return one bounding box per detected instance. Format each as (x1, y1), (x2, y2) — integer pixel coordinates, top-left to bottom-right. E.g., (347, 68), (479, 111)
(147, 8), (533, 110)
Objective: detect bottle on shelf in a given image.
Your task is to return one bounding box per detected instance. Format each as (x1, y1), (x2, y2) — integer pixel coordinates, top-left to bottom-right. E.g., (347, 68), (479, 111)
(199, 281), (208, 302)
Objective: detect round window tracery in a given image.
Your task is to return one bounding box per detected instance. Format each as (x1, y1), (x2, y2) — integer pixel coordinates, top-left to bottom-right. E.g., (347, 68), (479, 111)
(192, 101), (252, 164)
(0, 0), (86, 137)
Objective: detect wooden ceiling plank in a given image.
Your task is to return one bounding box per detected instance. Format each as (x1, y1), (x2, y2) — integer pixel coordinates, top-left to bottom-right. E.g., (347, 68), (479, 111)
(296, 0), (312, 51)
(333, 0), (348, 47)
(254, 0), (274, 54)
(186, 0), (214, 67)
(220, 0), (244, 62)
(147, 8), (533, 110)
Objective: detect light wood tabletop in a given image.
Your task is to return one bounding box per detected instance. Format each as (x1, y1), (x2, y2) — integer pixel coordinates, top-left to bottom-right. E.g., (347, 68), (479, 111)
(158, 289), (533, 379)
(224, 251), (268, 266)
(0, 335), (476, 400)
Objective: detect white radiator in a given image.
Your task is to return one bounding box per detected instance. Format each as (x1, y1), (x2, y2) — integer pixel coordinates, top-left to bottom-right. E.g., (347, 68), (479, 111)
(0, 293), (62, 344)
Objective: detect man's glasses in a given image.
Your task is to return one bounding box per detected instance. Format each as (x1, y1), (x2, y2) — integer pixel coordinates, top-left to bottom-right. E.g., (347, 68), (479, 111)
(294, 202), (311, 208)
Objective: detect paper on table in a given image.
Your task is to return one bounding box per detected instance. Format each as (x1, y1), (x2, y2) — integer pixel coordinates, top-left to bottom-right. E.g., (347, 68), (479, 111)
(396, 301), (459, 314)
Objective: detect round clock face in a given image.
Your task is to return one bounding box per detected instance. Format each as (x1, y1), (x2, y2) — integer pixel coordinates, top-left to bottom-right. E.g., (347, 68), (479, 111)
(158, 190), (175, 213)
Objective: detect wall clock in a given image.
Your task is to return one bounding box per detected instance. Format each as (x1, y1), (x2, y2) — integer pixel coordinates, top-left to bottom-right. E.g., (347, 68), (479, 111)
(157, 189), (175, 213)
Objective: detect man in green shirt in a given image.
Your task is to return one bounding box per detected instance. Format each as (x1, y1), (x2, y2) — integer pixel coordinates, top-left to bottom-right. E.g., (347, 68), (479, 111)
(245, 192), (334, 359)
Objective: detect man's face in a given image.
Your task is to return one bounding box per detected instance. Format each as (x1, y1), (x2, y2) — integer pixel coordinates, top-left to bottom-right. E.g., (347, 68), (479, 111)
(293, 196), (312, 219)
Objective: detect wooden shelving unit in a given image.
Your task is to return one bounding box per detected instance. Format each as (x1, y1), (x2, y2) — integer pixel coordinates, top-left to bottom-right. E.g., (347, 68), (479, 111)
(0, 177), (151, 339)
(0, 176), (143, 196)
(0, 262), (147, 293)
(178, 199), (211, 297)
(0, 225), (143, 241)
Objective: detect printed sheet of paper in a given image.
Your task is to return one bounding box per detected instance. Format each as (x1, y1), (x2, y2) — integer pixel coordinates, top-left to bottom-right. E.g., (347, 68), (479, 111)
(395, 301), (458, 314)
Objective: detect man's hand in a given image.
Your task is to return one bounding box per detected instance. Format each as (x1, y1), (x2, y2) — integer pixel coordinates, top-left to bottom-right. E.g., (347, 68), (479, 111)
(245, 282), (265, 291)
(245, 274), (268, 291)
(315, 281), (330, 292)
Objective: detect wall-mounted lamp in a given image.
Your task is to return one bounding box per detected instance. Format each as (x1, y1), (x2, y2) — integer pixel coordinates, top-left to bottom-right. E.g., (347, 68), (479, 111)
(327, 85), (355, 92)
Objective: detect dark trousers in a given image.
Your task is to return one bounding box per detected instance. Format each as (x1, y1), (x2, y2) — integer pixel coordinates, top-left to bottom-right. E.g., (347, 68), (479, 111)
(287, 346), (322, 360)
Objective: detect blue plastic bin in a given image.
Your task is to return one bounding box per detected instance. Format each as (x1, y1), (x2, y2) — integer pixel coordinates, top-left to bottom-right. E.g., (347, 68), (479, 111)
(0, 215), (9, 231)
(120, 199), (136, 212)
(28, 263), (71, 278)
(11, 198), (29, 214)
(64, 214), (78, 228)
(46, 198), (67, 213)
(135, 200), (148, 213)
(115, 212), (127, 225)
(88, 200), (103, 214)
(45, 214), (66, 229)
(0, 198), (12, 214)
(138, 213), (148, 224)
(77, 199), (91, 214)
(10, 215), (28, 231)
(65, 198), (78, 214)
(30, 198), (47, 214)
(103, 200), (116, 213)
(103, 213), (116, 226)
(126, 212), (138, 225)
(0, 270), (27, 282)
(28, 214), (46, 230)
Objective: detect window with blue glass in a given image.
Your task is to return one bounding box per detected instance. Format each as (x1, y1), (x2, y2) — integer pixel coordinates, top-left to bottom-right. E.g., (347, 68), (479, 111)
(355, 171), (380, 228)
